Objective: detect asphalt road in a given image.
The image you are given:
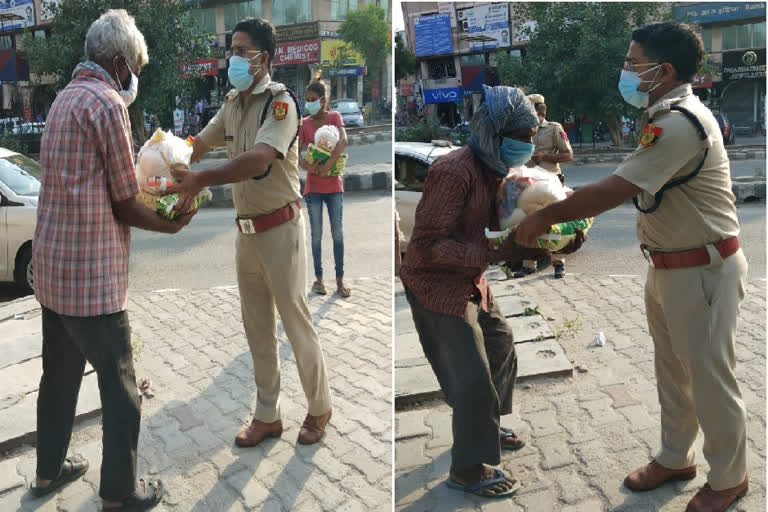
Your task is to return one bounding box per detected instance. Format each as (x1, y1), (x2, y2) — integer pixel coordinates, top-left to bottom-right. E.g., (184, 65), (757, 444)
(561, 159), (766, 189)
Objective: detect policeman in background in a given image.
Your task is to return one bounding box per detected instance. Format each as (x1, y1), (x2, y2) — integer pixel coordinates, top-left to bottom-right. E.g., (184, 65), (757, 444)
(173, 18), (333, 448)
(517, 22), (748, 512)
(516, 93), (574, 279)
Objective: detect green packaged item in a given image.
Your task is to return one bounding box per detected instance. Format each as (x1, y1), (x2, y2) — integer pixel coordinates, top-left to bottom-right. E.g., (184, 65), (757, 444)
(485, 217), (593, 252)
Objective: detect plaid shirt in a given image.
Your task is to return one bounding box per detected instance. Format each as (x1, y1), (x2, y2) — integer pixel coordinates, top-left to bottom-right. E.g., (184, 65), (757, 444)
(33, 62), (138, 317)
(400, 146), (502, 317)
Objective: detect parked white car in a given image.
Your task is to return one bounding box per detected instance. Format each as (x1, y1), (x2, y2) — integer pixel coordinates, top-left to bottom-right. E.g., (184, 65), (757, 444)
(0, 148), (40, 293)
(395, 140), (460, 253)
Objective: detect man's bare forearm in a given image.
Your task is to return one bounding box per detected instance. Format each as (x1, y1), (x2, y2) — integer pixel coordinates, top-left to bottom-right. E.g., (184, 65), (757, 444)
(543, 176), (640, 224)
(197, 148), (274, 187)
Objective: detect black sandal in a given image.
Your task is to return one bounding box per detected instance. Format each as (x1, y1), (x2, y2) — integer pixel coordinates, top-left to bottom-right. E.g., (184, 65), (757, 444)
(30, 456), (89, 497)
(105, 479), (164, 511)
(500, 427), (526, 451)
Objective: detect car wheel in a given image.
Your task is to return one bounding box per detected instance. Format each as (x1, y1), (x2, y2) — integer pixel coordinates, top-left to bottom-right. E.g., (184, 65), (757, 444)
(14, 244), (33, 295)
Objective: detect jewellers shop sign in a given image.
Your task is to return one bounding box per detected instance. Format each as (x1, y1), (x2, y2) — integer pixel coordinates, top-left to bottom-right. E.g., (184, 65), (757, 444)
(273, 40), (321, 67)
(276, 22), (319, 43)
(722, 49), (766, 82)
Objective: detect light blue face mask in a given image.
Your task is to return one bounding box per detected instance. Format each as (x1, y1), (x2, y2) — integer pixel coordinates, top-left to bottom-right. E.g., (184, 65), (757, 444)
(618, 64), (661, 109)
(305, 99), (321, 116)
(500, 137), (535, 169)
(228, 53), (262, 92)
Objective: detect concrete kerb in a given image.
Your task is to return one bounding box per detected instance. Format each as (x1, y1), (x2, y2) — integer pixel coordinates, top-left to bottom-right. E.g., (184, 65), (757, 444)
(572, 148), (765, 165)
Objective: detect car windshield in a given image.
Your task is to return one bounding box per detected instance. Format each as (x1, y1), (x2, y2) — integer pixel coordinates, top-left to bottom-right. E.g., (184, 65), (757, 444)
(0, 154), (41, 196)
(334, 102), (360, 114)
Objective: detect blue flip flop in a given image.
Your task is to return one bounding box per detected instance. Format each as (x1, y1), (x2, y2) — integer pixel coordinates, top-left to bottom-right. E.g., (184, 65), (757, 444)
(446, 468), (520, 498)
(500, 427), (526, 451)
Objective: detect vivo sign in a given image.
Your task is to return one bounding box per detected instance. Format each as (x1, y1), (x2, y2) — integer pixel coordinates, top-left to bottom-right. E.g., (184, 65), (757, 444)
(423, 87), (462, 104)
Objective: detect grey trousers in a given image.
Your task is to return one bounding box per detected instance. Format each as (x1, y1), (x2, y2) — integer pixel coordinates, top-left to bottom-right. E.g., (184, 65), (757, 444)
(405, 288), (517, 468)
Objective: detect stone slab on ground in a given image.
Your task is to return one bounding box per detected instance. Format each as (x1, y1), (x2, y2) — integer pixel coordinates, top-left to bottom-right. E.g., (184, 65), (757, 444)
(507, 315), (556, 343)
(395, 365), (441, 405)
(0, 278), (393, 512)
(516, 339), (573, 381)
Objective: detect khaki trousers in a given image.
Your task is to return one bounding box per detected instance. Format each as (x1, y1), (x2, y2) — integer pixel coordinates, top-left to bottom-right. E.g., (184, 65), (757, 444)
(236, 208), (332, 422)
(646, 247), (748, 490)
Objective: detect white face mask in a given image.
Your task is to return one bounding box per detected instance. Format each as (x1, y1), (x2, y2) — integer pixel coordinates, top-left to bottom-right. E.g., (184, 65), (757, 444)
(114, 57), (138, 107)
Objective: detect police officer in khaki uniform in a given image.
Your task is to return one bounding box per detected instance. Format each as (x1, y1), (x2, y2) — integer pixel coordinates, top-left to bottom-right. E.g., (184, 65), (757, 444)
(173, 18), (332, 447)
(516, 22), (748, 512)
(516, 93), (574, 278)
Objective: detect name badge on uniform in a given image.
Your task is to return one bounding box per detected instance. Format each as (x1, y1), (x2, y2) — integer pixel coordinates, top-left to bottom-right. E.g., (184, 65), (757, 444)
(640, 124), (662, 147)
(225, 135), (234, 142)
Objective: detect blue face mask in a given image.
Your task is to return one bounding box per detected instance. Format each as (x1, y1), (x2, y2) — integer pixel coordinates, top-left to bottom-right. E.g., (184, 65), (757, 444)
(618, 64), (661, 109)
(228, 54), (262, 92)
(500, 137), (535, 169)
(305, 99), (322, 116)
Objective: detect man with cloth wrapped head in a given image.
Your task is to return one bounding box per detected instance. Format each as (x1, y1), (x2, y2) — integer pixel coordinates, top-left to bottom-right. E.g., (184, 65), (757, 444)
(515, 93), (574, 279)
(517, 22), (749, 512)
(400, 85), (583, 498)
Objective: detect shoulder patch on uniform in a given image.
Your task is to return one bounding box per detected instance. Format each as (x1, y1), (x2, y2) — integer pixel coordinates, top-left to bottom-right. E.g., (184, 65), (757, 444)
(640, 123), (662, 147)
(225, 89), (239, 102)
(273, 101), (289, 120)
(560, 130), (568, 141)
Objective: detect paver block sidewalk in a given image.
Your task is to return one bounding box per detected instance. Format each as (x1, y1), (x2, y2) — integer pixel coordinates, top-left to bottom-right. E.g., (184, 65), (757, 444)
(395, 275), (766, 511)
(0, 277), (393, 512)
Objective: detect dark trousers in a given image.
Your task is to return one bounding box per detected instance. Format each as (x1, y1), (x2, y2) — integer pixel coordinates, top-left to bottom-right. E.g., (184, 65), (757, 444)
(37, 306), (140, 501)
(405, 288), (517, 468)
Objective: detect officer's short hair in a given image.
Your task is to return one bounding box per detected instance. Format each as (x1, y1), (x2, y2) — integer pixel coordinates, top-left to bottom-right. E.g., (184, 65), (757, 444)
(631, 22), (704, 83)
(233, 18), (276, 66)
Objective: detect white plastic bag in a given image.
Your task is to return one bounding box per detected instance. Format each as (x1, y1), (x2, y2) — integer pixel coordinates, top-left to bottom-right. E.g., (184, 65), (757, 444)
(136, 129), (193, 193)
(314, 125), (340, 152)
(498, 166), (566, 230)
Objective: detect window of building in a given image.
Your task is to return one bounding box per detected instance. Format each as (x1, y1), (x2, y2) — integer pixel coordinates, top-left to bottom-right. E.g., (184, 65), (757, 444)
(0, 35), (12, 49)
(331, 0), (355, 21)
(701, 26), (712, 52)
(722, 21), (766, 50)
(428, 57), (456, 79)
(189, 6), (217, 35)
(460, 54), (485, 66)
(223, 1), (262, 32)
(272, 0), (312, 25)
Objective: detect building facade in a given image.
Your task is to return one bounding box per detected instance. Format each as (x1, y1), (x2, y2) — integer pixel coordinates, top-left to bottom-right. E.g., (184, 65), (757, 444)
(399, 2), (529, 126)
(188, 0), (392, 114)
(673, 2), (766, 134)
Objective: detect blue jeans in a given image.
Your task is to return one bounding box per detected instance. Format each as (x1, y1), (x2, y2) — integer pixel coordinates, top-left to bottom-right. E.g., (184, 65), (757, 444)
(305, 192), (344, 279)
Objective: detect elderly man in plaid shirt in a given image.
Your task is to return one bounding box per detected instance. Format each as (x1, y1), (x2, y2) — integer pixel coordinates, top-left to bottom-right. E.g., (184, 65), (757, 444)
(30, 10), (195, 511)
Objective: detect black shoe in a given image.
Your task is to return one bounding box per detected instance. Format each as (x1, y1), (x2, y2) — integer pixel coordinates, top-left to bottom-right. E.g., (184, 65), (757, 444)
(554, 263), (565, 279)
(513, 267), (536, 279)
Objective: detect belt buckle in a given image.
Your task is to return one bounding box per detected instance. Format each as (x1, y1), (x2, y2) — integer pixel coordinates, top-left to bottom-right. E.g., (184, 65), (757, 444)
(238, 218), (255, 234)
(640, 245), (655, 268)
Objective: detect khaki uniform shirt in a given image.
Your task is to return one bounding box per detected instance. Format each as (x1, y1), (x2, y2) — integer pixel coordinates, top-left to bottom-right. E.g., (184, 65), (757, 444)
(614, 83), (739, 252)
(197, 75), (301, 217)
(526, 119), (572, 174)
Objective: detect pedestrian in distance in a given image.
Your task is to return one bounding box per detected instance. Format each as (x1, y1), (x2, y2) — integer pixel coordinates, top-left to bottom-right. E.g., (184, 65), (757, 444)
(515, 93), (575, 279)
(516, 21), (749, 512)
(173, 17), (333, 448)
(400, 85), (584, 499)
(31, 9), (198, 510)
(298, 75), (351, 297)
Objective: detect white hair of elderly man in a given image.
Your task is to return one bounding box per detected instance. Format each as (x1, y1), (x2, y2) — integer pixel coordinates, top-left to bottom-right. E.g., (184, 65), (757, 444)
(84, 9), (148, 71)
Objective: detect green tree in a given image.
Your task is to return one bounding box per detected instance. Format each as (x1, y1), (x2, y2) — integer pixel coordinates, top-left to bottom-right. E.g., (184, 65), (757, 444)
(499, 2), (671, 146)
(395, 32), (417, 82)
(338, 4), (391, 81)
(23, 0), (211, 145)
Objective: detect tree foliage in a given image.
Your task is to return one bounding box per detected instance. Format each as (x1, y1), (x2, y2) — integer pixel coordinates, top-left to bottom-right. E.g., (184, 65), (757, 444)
(395, 32), (417, 82)
(498, 2), (671, 146)
(23, 0), (211, 143)
(338, 5), (391, 81)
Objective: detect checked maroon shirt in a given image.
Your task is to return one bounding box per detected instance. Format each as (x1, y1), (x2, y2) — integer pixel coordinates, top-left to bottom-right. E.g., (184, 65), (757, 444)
(33, 62), (139, 317)
(400, 146), (503, 318)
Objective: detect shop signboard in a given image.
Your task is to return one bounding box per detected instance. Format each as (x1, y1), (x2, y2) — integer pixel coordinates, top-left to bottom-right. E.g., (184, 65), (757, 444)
(0, 0), (34, 31)
(722, 48), (766, 82)
(276, 21), (319, 43)
(178, 59), (219, 78)
(457, 3), (510, 50)
(672, 2), (765, 24)
(400, 83), (414, 96)
(273, 39), (320, 67)
(414, 14), (453, 57)
(423, 86), (462, 104)
(321, 40), (365, 66)
(324, 66), (366, 77)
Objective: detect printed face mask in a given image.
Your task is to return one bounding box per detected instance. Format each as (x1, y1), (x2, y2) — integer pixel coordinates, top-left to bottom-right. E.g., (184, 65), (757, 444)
(499, 137), (535, 169)
(618, 64), (662, 109)
(228, 52), (263, 92)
